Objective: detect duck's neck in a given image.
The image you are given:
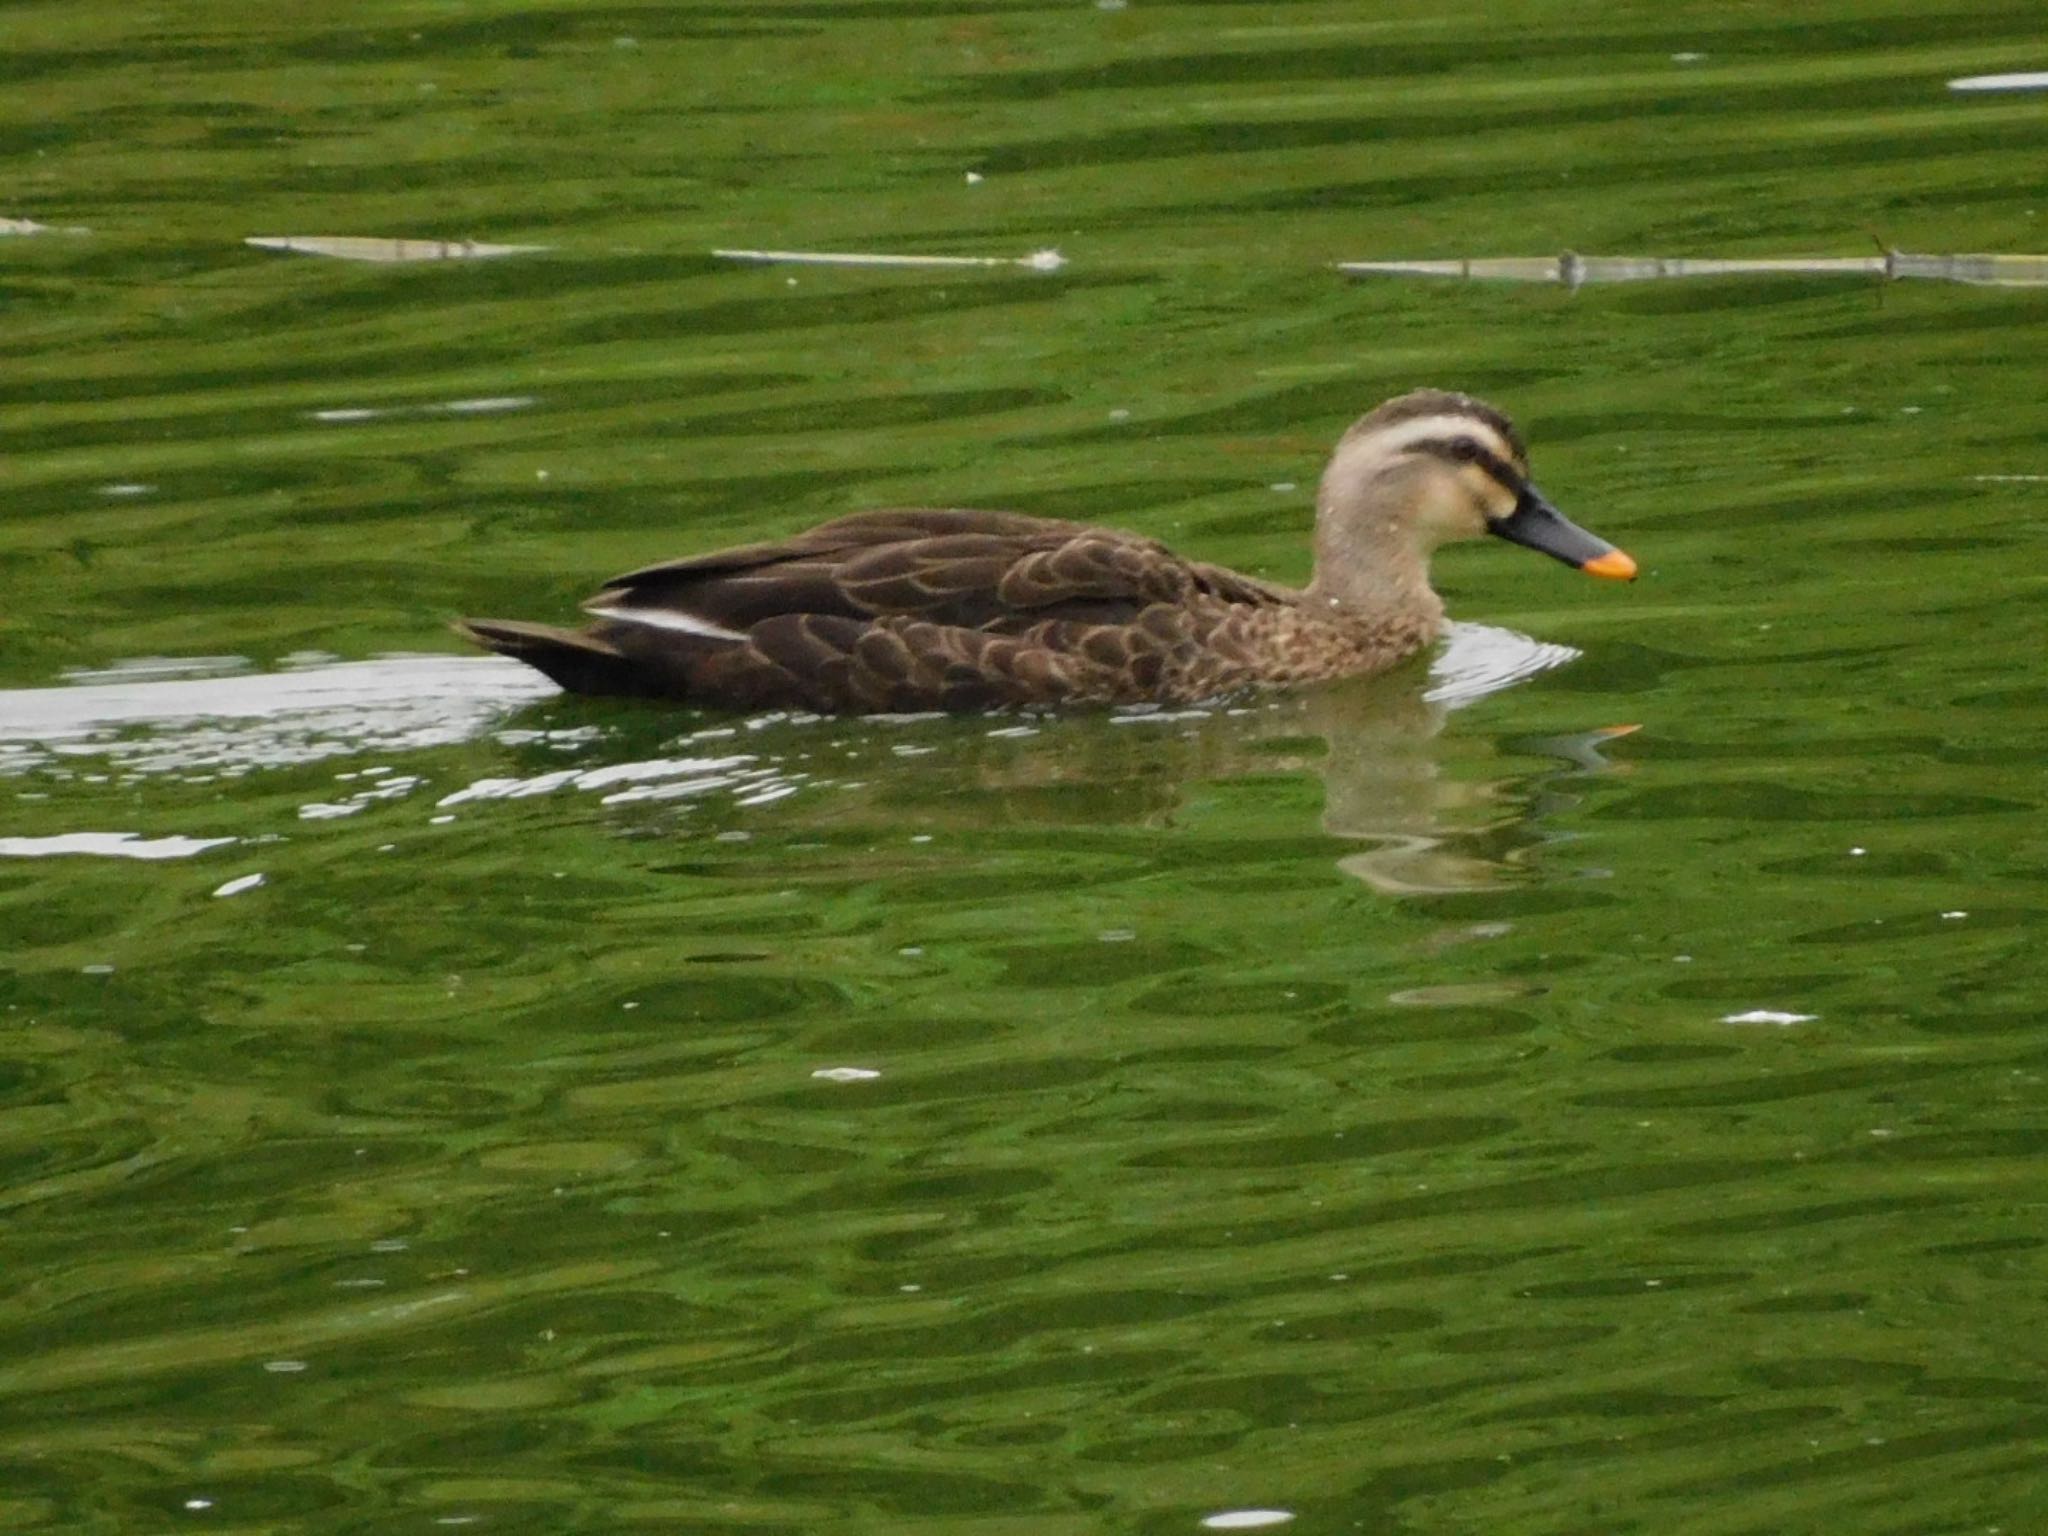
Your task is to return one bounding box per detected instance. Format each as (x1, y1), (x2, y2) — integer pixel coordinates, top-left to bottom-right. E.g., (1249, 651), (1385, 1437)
(1303, 480), (1445, 632)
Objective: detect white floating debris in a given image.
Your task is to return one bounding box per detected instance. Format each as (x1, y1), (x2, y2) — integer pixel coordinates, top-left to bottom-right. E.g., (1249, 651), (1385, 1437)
(183, 1498), (214, 1511)
(812, 1066), (881, 1082)
(1940, 910), (1968, 920)
(1722, 1010), (1816, 1026)
(712, 246), (1066, 273)
(1338, 249), (2048, 289)
(262, 1359), (308, 1373)
(1, 216), (91, 236)
(965, 171), (984, 184)
(1948, 72), (2048, 93)
(246, 235), (548, 262)
(0, 832), (235, 861)
(1973, 473), (2048, 483)
(440, 395), (535, 415)
(211, 872), (266, 898)
(1201, 1513), (1295, 1531)
(309, 395), (534, 424)
(98, 483), (156, 497)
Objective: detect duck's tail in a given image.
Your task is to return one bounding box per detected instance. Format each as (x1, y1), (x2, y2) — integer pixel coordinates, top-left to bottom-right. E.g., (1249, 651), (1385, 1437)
(453, 617), (663, 698)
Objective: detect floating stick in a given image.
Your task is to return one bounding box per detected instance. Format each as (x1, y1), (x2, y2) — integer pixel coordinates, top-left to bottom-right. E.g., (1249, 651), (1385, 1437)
(712, 246), (1067, 272)
(245, 235), (548, 262)
(1338, 250), (2048, 289)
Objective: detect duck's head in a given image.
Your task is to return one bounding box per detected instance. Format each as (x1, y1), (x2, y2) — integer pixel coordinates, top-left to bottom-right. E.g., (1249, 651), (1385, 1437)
(1315, 389), (1636, 590)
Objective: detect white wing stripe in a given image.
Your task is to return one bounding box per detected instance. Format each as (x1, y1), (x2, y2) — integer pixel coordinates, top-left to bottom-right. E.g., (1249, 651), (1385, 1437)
(586, 604), (748, 642)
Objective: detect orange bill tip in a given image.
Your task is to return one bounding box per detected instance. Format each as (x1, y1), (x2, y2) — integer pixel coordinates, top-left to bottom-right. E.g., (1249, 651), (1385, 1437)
(1581, 548), (1638, 582)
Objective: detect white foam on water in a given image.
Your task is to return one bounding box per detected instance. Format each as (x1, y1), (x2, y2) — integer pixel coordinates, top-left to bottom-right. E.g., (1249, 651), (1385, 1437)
(0, 832), (235, 861)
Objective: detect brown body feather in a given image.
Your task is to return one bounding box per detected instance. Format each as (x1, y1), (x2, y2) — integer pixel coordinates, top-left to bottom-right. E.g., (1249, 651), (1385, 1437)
(460, 509), (1431, 712)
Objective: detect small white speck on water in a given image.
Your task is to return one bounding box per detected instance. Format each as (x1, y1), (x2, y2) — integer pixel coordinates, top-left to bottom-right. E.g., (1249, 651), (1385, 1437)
(1940, 910), (1968, 919)
(1849, 846), (1867, 856)
(536, 469), (550, 480)
(900, 1283), (922, 1292)
(714, 830), (751, 842)
(910, 834), (933, 843)
(965, 171), (984, 184)
(1673, 954), (1693, 963)
(1107, 407), (1131, 421)
(1201, 1512), (1294, 1531)
(370, 1238), (409, 1252)
(183, 1498), (214, 1511)
(263, 1360), (308, 1373)
(1269, 481), (1296, 492)
(1723, 1009), (1815, 1026)
(82, 963), (115, 975)
(429, 814), (456, 825)
(1671, 50), (1707, 62)
(621, 1001), (639, 1009)
(1098, 928), (1136, 943)
(813, 1066), (881, 1082)
(898, 946), (924, 957)
(212, 873), (265, 898)
(1869, 1128), (1895, 1138)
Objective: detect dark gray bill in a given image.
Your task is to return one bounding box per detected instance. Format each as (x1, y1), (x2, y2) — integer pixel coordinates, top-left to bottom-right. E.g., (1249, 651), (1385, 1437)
(1490, 485), (1637, 580)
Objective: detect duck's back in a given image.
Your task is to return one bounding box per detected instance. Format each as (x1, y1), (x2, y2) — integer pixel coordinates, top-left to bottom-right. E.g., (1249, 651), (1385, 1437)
(459, 508), (1420, 712)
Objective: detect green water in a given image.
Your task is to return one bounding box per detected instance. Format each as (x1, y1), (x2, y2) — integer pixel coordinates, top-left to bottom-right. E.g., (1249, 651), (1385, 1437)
(5, 2), (2048, 1531)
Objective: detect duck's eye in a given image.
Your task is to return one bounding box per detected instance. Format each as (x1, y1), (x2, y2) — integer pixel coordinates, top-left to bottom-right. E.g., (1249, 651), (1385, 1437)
(1447, 437), (1483, 462)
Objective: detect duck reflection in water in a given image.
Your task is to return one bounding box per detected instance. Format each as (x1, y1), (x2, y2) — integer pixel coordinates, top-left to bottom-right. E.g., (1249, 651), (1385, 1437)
(592, 621), (1630, 896)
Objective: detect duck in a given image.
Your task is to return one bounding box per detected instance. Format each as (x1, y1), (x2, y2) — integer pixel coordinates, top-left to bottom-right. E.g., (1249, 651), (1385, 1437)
(456, 389), (1635, 713)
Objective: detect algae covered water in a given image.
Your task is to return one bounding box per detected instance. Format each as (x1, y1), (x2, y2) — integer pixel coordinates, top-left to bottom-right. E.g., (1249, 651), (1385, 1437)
(4, 2), (2047, 1530)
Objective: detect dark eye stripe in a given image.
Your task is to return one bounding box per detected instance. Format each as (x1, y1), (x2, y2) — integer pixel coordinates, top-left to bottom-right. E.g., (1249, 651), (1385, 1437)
(1410, 436), (1526, 494)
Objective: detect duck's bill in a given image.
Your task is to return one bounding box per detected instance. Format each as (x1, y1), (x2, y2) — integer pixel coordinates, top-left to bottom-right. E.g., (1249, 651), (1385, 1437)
(1492, 486), (1638, 581)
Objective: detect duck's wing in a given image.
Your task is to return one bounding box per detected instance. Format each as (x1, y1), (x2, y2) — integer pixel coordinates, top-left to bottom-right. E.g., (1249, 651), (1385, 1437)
(584, 508), (1286, 636)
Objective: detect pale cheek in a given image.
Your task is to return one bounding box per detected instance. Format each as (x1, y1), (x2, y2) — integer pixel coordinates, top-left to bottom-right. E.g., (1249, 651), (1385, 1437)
(1420, 497), (1488, 542)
